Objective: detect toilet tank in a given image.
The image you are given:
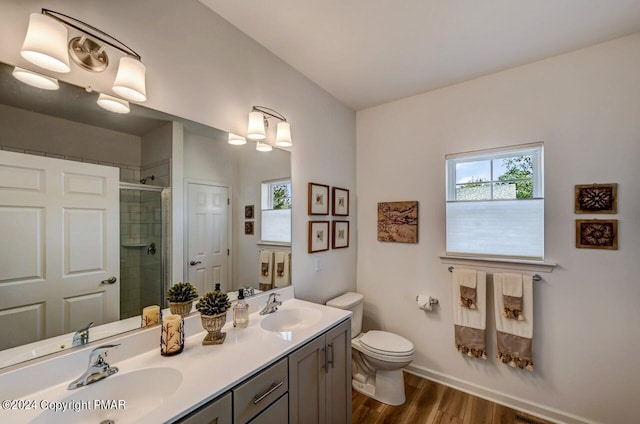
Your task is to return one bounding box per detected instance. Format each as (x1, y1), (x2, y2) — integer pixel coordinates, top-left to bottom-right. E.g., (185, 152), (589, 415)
(326, 292), (364, 338)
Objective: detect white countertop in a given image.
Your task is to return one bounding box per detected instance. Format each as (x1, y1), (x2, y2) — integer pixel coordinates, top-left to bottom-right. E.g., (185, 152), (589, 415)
(0, 289), (351, 423)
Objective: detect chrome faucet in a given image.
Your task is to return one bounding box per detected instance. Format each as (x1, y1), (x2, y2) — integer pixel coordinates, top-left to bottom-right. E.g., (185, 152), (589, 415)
(259, 293), (282, 315)
(68, 344), (120, 390)
(72, 322), (93, 347)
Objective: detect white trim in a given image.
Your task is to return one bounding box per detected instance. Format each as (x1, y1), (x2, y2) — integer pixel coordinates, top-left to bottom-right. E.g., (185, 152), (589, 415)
(439, 255), (556, 273)
(405, 364), (597, 424)
(445, 141), (544, 160)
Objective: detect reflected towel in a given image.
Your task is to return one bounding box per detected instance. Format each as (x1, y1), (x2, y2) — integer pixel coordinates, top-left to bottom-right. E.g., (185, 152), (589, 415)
(493, 273), (534, 371)
(259, 250), (274, 287)
(273, 251), (290, 288)
(452, 270), (487, 359)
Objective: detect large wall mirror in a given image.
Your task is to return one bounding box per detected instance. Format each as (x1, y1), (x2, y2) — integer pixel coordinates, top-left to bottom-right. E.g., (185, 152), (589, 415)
(0, 61), (292, 369)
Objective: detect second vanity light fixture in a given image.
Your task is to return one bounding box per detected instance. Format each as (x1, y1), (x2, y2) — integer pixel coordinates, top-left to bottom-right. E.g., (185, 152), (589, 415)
(246, 106), (293, 150)
(16, 9), (147, 113)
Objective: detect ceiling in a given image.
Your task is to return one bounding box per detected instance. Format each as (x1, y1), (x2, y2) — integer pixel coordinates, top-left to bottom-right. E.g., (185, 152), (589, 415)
(200, 0), (640, 110)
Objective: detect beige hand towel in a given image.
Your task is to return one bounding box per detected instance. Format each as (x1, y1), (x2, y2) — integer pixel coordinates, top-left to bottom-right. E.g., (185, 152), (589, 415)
(259, 250), (274, 289)
(493, 273), (534, 371)
(502, 273), (524, 320)
(454, 268), (478, 309)
(273, 251), (290, 287)
(453, 270), (487, 359)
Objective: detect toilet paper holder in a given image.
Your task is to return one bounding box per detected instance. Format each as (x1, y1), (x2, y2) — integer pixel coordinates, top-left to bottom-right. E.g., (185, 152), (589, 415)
(416, 295), (439, 311)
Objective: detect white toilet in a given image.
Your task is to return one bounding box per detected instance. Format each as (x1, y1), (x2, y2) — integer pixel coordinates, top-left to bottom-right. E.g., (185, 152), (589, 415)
(326, 292), (415, 406)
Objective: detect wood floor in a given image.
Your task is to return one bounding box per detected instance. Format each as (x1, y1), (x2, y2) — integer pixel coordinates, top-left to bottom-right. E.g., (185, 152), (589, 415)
(352, 372), (554, 424)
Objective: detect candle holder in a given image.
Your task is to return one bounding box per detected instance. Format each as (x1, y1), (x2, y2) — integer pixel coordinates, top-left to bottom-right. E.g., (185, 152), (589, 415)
(161, 314), (184, 356)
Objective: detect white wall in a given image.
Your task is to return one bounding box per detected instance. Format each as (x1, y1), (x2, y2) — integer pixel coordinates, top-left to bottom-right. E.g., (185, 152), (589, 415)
(356, 33), (640, 424)
(236, 146), (291, 288)
(0, 104), (141, 166)
(0, 0), (357, 304)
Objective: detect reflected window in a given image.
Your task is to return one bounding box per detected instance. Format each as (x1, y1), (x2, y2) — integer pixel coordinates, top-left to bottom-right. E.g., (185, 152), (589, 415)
(261, 179), (291, 243)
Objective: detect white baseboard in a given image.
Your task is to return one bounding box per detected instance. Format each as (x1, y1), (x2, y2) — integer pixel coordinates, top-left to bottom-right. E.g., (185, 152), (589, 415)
(404, 364), (599, 424)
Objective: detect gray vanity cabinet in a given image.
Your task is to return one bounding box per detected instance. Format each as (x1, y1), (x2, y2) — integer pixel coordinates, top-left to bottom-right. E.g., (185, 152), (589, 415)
(289, 319), (352, 424)
(174, 318), (350, 424)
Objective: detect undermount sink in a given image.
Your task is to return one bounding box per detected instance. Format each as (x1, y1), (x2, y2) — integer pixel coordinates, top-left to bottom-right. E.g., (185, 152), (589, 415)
(260, 307), (322, 333)
(31, 367), (182, 424)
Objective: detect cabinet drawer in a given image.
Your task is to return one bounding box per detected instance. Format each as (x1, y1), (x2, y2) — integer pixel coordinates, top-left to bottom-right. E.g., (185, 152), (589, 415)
(234, 357), (288, 424)
(175, 391), (232, 424)
(248, 393), (288, 424)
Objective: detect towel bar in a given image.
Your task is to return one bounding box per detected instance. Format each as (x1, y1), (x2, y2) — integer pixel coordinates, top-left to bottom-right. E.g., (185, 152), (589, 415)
(447, 266), (541, 281)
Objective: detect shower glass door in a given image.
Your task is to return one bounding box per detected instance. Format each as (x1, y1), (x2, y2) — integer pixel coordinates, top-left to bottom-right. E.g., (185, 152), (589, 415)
(119, 183), (165, 320)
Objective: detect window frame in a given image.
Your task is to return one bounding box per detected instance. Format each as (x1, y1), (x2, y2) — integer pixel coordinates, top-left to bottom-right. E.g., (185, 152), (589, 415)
(445, 142), (544, 261)
(446, 142), (543, 202)
(260, 178), (292, 244)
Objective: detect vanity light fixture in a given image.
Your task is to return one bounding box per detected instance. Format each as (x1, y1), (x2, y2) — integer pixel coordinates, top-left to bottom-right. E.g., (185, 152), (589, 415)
(18, 9), (146, 103)
(246, 106), (293, 148)
(97, 93), (130, 114)
(11, 67), (59, 90)
(256, 141), (273, 152)
(228, 133), (247, 145)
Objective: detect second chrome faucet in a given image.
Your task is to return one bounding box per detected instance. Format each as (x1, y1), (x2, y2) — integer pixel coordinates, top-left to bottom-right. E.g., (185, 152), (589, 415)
(68, 344), (120, 390)
(259, 293), (282, 315)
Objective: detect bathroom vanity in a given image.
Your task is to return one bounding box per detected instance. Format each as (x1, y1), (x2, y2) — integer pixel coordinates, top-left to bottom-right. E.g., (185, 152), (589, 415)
(0, 288), (352, 424)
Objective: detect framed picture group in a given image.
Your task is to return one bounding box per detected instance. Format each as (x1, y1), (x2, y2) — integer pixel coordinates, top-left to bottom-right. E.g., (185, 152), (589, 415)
(307, 182), (350, 253)
(574, 183), (618, 250)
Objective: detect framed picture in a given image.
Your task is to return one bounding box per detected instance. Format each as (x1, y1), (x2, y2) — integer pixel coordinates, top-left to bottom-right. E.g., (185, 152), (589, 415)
(575, 183), (617, 214)
(332, 220), (349, 249)
(244, 205), (255, 219)
(576, 219), (618, 250)
(308, 221), (330, 253)
(377, 201), (419, 243)
(244, 221), (254, 235)
(332, 187), (349, 216)
(308, 182), (330, 215)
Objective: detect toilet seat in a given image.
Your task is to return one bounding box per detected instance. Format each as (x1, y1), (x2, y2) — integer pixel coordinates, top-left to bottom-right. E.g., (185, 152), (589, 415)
(359, 331), (414, 358)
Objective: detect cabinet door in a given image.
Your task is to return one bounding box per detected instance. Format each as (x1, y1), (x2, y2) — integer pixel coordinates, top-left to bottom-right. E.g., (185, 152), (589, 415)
(176, 391), (232, 424)
(288, 335), (326, 424)
(325, 319), (352, 424)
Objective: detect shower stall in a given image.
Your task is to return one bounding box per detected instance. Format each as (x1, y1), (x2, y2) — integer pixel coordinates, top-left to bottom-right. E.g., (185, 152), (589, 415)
(119, 183), (169, 320)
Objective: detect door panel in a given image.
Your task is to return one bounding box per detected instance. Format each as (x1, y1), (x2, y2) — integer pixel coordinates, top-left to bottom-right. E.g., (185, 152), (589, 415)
(63, 291), (106, 332)
(63, 208), (105, 275)
(0, 151), (119, 350)
(0, 303), (45, 348)
(0, 207), (44, 282)
(325, 320), (352, 424)
(288, 335), (326, 424)
(187, 183), (229, 293)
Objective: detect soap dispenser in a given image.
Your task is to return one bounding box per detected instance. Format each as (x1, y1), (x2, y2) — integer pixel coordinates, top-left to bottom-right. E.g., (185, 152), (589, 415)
(233, 288), (249, 328)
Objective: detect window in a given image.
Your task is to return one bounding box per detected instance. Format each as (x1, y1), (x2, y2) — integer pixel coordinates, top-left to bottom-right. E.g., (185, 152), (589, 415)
(445, 143), (544, 260)
(261, 179), (291, 243)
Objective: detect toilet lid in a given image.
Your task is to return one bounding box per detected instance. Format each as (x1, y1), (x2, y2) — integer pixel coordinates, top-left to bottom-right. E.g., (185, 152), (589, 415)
(360, 331), (414, 356)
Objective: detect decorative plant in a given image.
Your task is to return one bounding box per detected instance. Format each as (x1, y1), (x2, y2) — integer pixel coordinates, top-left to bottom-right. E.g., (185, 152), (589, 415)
(196, 291), (231, 316)
(166, 282), (199, 303)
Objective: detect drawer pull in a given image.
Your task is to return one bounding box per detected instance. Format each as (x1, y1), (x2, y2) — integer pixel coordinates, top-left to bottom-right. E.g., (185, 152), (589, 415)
(327, 342), (334, 369)
(252, 381), (284, 405)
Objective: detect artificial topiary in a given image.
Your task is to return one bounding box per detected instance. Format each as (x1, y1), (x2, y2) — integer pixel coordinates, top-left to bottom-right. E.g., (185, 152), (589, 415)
(196, 291), (231, 316)
(166, 282), (199, 303)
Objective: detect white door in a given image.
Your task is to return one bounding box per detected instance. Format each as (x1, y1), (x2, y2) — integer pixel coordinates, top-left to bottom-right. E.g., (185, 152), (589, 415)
(0, 151), (119, 350)
(186, 183), (230, 295)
